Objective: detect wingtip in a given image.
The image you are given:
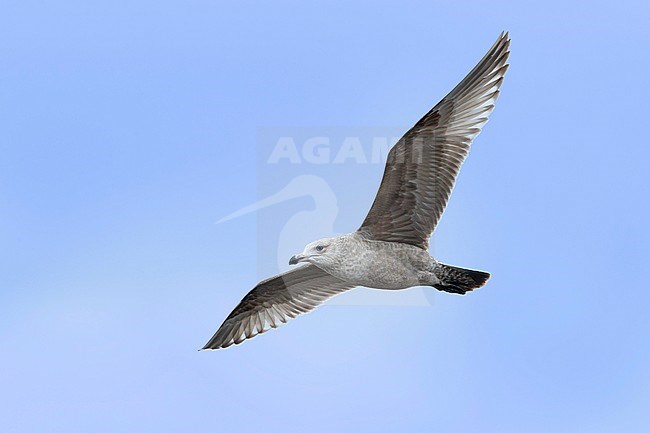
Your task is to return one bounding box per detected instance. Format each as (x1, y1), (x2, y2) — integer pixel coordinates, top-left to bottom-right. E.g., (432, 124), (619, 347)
(199, 340), (223, 351)
(494, 31), (510, 47)
(199, 345), (223, 351)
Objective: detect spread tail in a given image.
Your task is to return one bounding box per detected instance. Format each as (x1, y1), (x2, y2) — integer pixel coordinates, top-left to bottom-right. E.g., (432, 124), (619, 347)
(433, 263), (490, 295)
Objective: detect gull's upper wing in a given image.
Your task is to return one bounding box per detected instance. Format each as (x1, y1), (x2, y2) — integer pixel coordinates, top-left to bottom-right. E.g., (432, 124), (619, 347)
(201, 264), (355, 349)
(358, 32), (510, 249)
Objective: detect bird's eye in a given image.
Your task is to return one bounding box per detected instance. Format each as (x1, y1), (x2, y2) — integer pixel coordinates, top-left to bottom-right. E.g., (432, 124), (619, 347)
(315, 245), (324, 252)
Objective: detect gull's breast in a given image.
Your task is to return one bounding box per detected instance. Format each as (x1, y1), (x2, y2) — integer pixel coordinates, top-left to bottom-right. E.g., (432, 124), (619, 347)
(331, 238), (427, 289)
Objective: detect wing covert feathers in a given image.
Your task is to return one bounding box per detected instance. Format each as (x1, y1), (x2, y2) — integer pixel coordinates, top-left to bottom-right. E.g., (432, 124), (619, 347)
(358, 32), (510, 248)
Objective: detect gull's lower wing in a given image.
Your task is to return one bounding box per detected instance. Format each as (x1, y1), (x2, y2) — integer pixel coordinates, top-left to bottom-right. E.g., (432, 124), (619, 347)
(358, 32), (510, 249)
(201, 264), (355, 350)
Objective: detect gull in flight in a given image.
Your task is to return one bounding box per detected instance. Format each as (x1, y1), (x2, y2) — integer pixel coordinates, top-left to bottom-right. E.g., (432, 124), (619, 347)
(202, 32), (510, 350)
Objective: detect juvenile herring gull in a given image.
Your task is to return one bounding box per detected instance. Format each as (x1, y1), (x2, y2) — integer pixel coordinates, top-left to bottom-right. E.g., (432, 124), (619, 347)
(202, 32), (510, 350)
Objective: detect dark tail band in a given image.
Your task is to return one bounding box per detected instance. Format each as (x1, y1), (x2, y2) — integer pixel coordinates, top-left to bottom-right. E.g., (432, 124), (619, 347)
(433, 263), (490, 295)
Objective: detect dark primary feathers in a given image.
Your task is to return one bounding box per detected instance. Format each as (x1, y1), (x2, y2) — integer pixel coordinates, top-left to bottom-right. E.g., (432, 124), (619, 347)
(201, 264), (354, 349)
(358, 32), (511, 249)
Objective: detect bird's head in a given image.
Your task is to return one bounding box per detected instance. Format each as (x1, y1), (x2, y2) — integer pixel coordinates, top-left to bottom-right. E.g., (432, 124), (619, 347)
(289, 237), (341, 268)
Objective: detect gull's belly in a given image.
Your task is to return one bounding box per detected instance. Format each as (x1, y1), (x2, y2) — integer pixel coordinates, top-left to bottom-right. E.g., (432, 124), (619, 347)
(332, 245), (424, 289)
(353, 264), (419, 289)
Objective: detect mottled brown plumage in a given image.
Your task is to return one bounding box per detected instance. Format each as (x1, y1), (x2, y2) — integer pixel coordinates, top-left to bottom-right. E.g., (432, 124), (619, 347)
(202, 32), (510, 350)
(359, 32), (510, 249)
(202, 265), (353, 349)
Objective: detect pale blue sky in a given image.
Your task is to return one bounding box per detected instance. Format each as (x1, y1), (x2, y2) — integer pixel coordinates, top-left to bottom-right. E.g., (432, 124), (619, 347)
(1, 1), (649, 432)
